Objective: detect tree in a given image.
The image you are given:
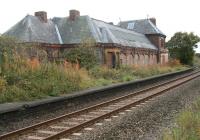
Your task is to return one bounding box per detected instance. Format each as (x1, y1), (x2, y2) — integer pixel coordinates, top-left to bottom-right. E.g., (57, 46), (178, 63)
(166, 32), (200, 65)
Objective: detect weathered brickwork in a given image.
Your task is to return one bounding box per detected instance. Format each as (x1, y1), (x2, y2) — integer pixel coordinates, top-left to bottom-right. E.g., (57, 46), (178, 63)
(4, 9), (168, 68)
(117, 48), (158, 67)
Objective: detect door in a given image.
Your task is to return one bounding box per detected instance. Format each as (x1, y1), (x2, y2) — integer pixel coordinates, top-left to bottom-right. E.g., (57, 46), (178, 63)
(107, 52), (116, 68)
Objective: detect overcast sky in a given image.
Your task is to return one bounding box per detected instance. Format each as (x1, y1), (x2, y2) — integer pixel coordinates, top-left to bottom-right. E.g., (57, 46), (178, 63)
(1, 0), (200, 51)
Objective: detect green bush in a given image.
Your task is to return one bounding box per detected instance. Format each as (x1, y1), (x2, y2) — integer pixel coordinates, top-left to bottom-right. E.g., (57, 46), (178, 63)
(0, 77), (7, 91)
(62, 39), (98, 69)
(89, 66), (120, 80)
(89, 66), (135, 82)
(95, 78), (113, 86)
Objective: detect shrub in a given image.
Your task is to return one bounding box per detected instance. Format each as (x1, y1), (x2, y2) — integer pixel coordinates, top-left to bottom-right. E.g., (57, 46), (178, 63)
(95, 78), (113, 86)
(62, 39), (98, 69)
(168, 59), (181, 67)
(0, 77), (7, 91)
(89, 66), (136, 82)
(89, 66), (119, 80)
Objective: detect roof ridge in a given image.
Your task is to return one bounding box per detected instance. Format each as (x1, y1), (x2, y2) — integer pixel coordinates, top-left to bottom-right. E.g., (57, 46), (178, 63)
(92, 18), (146, 37)
(120, 18), (148, 23)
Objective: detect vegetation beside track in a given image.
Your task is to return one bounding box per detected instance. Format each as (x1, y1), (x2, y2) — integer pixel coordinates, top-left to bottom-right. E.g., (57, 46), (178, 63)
(163, 98), (200, 140)
(194, 54), (200, 67)
(0, 36), (188, 103)
(162, 55), (200, 139)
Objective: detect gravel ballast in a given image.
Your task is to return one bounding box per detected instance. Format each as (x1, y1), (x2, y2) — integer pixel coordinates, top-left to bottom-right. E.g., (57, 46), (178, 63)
(73, 77), (200, 140)
(0, 70), (193, 135)
(1, 70), (199, 140)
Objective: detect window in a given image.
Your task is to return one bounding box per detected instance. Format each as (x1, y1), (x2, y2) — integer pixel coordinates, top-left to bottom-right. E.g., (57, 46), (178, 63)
(127, 22), (135, 30)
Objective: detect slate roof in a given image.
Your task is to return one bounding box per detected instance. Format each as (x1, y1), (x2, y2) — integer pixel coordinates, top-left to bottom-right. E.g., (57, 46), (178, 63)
(4, 15), (60, 44)
(52, 16), (94, 44)
(119, 19), (165, 37)
(3, 15), (157, 50)
(91, 19), (156, 49)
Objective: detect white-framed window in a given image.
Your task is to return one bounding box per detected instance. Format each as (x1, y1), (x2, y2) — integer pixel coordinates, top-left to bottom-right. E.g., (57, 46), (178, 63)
(127, 22), (135, 30)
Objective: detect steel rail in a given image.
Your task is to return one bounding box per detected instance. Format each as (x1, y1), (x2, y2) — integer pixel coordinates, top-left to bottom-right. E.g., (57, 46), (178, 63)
(0, 70), (199, 140)
(44, 72), (200, 140)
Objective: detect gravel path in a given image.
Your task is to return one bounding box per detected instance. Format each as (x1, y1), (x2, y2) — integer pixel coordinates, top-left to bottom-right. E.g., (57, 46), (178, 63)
(72, 77), (200, 140)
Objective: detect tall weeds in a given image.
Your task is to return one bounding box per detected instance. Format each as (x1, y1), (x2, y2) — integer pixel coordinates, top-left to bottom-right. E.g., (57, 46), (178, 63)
(163, 99), (200, 140)
(0, 37), (188, 103)
(0, 43), (84, 103)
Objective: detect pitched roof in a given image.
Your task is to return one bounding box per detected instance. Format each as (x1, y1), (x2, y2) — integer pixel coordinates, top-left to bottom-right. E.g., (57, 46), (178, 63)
(52, 16), (94, 44)
(3, 14), (157, 50)
(91, 18), (157, 49)
(4, 15), (60, 44)
(119, 19), (165, 37)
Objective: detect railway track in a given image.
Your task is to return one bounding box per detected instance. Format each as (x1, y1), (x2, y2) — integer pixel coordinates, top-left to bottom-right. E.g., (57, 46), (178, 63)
(1, 70), (200, 140)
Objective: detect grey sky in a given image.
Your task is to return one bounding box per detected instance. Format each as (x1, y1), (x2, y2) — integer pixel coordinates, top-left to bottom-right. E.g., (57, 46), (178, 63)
(1, 0), (200, 51)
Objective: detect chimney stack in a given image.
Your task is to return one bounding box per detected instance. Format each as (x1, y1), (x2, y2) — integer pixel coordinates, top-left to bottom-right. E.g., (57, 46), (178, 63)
(35, 11), (47, 23)
(149, 18), (156, 26)
(69, 9), (80, 21)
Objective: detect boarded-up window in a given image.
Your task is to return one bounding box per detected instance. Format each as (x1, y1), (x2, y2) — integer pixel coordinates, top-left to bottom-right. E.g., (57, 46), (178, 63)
(162, 55), (165, 64)
(127, 54), (134, 65)
(134, 54), (140, 65)
(140, 54), (145, 65)
(150, 54), (154, 64)
(153, 54), (157, 64)
(144, 55), (149, 65)
(120, 53), (127, 65)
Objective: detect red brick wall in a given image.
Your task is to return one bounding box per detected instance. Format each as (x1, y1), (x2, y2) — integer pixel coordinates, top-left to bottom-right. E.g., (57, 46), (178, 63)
(38, 43), (159, 67)
(146, 35), (160, 49)
(146, 35), (165, 50)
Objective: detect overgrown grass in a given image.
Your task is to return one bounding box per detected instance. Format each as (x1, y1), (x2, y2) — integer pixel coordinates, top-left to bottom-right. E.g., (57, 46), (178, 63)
(0, 36), (188, 103)
(0, 56), (188, 103)
(89, 62), (187, 87)
(162, 99), (200, 140)
(0, 61), (85, 103)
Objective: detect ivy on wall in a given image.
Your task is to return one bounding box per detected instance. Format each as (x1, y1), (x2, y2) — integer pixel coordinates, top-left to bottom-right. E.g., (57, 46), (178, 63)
(62, 38), (98, 69)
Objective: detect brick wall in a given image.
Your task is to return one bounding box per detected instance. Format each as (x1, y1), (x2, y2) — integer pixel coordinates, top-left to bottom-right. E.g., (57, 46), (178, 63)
(160, 53), (169, 64)
(38, 43), (159, 67)
(146, 35), (166, 50)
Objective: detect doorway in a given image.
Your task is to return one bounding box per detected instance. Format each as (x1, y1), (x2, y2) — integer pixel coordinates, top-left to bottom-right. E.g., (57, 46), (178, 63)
(107, 52), (116, 68)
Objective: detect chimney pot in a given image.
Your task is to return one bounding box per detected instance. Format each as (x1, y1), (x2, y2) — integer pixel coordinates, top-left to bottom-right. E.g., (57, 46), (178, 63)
(149, 18), (156, 26)
(69, 9), (80, 21)
(35, 11), (47, 23)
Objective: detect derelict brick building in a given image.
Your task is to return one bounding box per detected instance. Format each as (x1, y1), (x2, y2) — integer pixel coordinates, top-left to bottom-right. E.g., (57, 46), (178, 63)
(3, 9), (168, 68)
